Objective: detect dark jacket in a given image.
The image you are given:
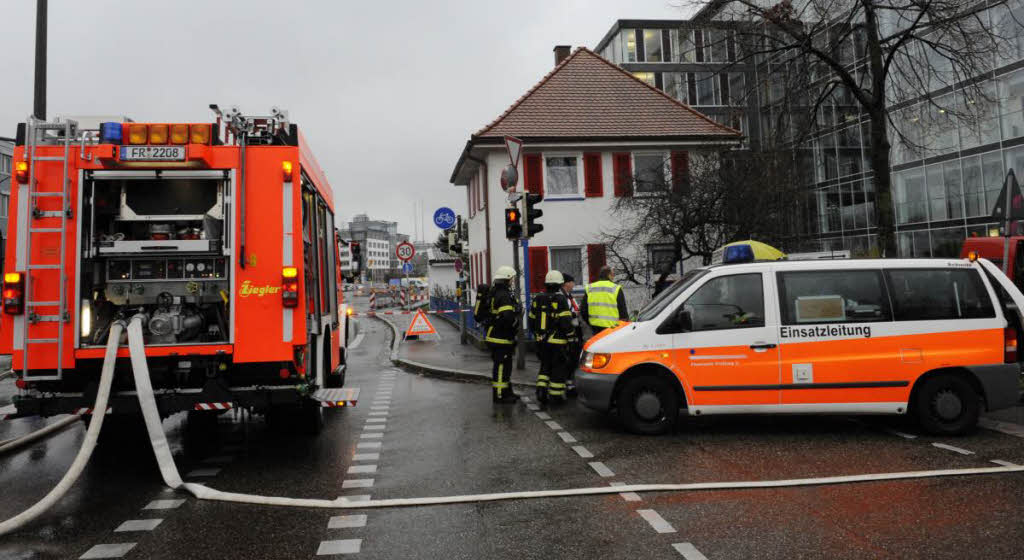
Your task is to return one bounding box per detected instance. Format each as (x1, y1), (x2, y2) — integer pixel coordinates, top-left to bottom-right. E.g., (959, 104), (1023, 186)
(531, 289), (575, 344)
(485, 283), (518, 345)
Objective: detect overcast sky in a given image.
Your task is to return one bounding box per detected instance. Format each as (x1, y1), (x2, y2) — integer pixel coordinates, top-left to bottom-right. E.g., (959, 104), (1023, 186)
(0, 0), (691, 240)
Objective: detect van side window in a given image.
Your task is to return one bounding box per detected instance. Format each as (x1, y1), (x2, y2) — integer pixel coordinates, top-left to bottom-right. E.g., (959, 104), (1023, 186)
(885, 269), (995, 321)
(681, 274), (764, 331)
(778, 270), (890, 324)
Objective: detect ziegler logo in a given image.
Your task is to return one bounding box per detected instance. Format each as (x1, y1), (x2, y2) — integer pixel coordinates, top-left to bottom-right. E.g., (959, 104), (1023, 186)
(239, 281), (282, 297)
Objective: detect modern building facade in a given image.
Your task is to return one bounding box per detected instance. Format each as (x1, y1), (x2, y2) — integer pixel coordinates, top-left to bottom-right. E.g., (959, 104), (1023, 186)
(595, 2), (1024, 258)
(338, 214), (413, 282)
(450, 47), (742, 307)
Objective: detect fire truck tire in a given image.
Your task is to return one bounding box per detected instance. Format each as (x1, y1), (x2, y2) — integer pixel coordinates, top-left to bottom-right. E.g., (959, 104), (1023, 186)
(298, 400), (324, 435)
(186, 410), (220, 439)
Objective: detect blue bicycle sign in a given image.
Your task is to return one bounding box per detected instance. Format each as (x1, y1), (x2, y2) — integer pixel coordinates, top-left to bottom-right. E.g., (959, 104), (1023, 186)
(433, 207), (456, 229)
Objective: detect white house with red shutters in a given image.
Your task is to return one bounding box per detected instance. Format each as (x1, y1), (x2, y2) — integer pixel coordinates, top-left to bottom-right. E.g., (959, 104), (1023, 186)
(450, 46), (742, 306)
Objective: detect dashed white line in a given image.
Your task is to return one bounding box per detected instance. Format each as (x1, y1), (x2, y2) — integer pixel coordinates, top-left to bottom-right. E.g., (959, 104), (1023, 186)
(185, 467), (221, 478)
(370, 406), (389, 411)
(932, 442), (975, 455)
(991, 459), (1020, 467)
(342, 479), (375, 489)
(637, 509), (676, 533)
(366, 417), (387, 423)
(526, 404), (540, 411)
(353, 453), (380, 461)
(347, 464), (377, 474)
(113, 519), (163, 532)
(544, 420), (564, 431)
(588, 461), (615, 477)
(609, 482), (641, 502)
(572, 445), (594, 458)
(317, 539), (362, 555)
(369, 411), (388, 417)
(79, 543), (137, 559)
(535, 411), (551, 420)
(884, 428), (917, 439)
(672, 542), (709, 559)
(360, 433), (383, 439)
(143, 499), (185, 510)
(328, 514), (368, 529)
(557, 432), (577, 443)
(357, 442), (382, 449)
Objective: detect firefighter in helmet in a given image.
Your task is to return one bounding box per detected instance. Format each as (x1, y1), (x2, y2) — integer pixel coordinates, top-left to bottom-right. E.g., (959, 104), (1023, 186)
(485, 265), (521, 403)
(531, 270), (576, 403)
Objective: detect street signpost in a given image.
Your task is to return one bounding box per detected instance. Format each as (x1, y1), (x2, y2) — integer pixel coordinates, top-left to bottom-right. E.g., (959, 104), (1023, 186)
(504, 136), (523, 168)
(396, 241), (415, 310)
(433, 207), (456, 230)
(503, 136), (527, 370)
(500, 165), (518, 192)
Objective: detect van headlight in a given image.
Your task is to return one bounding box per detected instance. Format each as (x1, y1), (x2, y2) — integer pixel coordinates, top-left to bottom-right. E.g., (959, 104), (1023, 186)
(583, 352), (611, 369)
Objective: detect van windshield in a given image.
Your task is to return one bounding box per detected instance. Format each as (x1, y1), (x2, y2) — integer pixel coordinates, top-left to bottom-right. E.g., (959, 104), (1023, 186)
(635, 269), (708, 322)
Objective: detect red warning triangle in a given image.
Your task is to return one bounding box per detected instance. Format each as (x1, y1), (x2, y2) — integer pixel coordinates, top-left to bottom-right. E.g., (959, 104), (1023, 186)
(405, 309), (437, 337)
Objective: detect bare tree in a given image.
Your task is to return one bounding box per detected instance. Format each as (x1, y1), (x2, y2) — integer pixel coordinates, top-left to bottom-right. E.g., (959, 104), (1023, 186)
(688, 0), (1015, 255)
(603, 150), (804, 287)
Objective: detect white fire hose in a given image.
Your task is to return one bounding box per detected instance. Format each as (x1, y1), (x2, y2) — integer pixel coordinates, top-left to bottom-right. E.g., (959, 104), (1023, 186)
(3, 315), (1024, 537)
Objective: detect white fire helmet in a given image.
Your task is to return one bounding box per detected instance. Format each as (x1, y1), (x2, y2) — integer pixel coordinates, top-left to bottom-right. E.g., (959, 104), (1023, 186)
(545, 270), (564, 285)
(493, 266), (516, 282)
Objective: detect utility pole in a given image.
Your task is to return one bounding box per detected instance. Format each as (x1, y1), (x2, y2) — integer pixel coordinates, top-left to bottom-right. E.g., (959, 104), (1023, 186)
(34, 0), (47, 120)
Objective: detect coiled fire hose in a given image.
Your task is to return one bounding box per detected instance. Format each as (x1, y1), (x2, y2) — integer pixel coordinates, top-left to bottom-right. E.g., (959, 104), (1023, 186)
(2, 315), (1024, 538)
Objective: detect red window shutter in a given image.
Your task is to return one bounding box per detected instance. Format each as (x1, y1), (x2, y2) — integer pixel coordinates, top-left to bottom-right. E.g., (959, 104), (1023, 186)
(612, 153), (633, 197)
(583, 152), (603, 197)
(528, 246), (548, 293)
(524, 154), (544, 197)
(587, 244), (607, 282)
(671, 151), (690, 194)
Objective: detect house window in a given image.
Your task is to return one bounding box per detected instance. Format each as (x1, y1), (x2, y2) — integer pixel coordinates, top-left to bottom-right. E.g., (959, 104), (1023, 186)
(643, 30), (663, 62)
(694, 71), (721, 106)
(550, 247), (583, 284)
(634, 153), (668, 194)
(544, 155), (580, 197)
(633, 72), (656, 87)
(623, 30), (637, 62)
(648, 245), (678, 276)
(674, 29), (695, 62)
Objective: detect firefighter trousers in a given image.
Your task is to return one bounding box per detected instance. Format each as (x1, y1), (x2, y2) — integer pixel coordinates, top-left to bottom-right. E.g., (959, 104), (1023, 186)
(538, 343), (570, 400)
(489, 344), (515, 401)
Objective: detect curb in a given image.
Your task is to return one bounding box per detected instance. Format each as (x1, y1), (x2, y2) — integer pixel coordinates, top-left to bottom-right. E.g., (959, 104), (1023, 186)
(371, 314), (537, 389)
(0, 370), (13, 382)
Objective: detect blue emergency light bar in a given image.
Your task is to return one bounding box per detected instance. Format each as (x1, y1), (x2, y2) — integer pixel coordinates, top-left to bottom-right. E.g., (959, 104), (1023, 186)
(722, 244), (755, 264)
(100, 122), (123, 144)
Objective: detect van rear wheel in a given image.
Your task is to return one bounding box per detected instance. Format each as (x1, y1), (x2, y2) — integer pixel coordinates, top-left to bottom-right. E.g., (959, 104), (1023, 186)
(914, 373), (980, 436)
(617, 374), (679, 435)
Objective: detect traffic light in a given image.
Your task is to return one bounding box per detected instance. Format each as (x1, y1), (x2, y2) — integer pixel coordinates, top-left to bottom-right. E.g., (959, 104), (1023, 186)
(504, 207), (522, 239)
(525, 193), (543, 238)
(448, 231), (462, 257)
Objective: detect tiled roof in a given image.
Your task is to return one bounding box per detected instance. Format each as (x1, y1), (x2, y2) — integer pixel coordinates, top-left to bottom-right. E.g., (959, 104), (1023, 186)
(473, 47), (741, 140)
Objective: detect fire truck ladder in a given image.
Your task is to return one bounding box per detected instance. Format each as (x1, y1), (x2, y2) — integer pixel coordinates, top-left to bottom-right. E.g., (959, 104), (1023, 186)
(20, 117), (77, 381)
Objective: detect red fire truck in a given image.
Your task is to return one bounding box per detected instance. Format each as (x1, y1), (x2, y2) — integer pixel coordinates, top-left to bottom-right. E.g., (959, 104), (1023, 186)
(2, 106), (350, 432)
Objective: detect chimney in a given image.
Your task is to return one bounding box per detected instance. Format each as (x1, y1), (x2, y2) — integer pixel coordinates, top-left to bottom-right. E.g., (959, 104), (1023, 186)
(554, 45), (571, 66)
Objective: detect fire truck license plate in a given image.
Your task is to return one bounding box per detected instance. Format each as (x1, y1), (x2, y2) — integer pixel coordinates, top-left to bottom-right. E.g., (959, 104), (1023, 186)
(119, 146), (186, 161)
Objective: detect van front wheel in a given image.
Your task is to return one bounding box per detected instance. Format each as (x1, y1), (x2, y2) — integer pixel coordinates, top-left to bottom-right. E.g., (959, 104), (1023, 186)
(617, 374), (679, 435)
(914, 374), (980, 436)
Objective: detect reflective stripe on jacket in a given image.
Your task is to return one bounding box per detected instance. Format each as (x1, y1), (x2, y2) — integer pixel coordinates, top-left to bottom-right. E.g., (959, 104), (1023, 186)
(585, 280), (622, 328)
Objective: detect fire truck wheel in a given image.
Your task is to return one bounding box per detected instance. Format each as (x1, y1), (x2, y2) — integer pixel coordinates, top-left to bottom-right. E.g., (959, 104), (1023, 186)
(616, 374), (680, 435)
(298, 401), (324, 435)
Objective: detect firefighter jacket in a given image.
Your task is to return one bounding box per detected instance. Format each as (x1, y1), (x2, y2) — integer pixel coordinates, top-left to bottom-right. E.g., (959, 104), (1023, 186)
(582, 280), (628, 328)
(485, 283), (519, 345)
(531, 290), (576, 345)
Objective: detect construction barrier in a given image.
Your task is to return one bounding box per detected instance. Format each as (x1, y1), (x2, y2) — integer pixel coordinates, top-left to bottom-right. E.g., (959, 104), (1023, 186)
(349, 308), (470, 317)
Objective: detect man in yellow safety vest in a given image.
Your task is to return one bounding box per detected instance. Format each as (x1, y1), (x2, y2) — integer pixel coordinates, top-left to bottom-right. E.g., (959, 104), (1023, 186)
(581, 266), (628, 336)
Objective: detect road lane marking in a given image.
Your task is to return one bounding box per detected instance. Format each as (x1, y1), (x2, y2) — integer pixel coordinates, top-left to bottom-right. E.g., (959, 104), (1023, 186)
(369, 411), (388, 416)
(353, 453), (380, 461)
(370, 406), (389, 411)
(185, 468), (221, 478)
(328, 515), (368, 529)
(884, 428), (917, 439)
(317, 539), (362, 555)
(979, 418), (1024, 439)
(535, 412), (551, 420)
(932, 443), (974, 455)
(143, 499), (185, 510)
(672, 542), (709, 559)
(366, 417), (387, 423)
(572, 446), (593, 458)
(349, 332), (365, 349)
(526, 404), (540, 411)
(79, 543), (137, 559)
(545, 420), (563, 431)
(557, 432), (577, 443)
(589, 461), (615, 477)
(609, 482), (641, 502)
(114, 519), (163, 532)
(357, 442), (382, 449)
(348, 464), (378, 474)
(343, 479), (375, 489)
(360, 433), (383, 439)
(991, 459), (1020, 467)
(637, 509), (676, 533)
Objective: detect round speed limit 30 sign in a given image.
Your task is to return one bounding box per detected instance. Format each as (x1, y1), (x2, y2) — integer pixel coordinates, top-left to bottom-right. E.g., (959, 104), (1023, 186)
(396, 241), (415, 262)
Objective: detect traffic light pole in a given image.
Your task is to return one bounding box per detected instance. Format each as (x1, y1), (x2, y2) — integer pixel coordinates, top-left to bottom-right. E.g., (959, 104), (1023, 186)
(511, 238), (526, 370)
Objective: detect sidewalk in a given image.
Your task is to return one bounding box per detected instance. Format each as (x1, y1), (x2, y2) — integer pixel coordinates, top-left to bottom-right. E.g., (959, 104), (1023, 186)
(378, 311), (543, 388)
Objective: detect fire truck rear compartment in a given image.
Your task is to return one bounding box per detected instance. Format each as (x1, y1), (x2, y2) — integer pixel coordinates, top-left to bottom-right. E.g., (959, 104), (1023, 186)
(79, 174), (231, 346)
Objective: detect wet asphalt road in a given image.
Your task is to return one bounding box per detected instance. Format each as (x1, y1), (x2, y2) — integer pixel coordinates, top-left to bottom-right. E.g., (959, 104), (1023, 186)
(2, 316), (1024, 559)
